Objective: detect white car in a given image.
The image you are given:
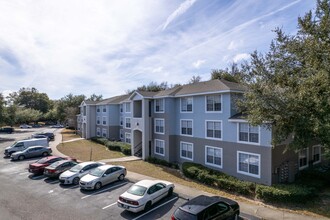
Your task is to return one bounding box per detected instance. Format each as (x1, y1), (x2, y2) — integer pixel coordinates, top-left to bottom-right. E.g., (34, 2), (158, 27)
(59, 161), (104, 185)
(20, 124), (32, 129)
(117, 179), (174, 213)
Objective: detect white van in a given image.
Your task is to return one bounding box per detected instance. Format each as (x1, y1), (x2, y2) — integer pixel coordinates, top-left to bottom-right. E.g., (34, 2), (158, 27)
(4, 138), (49, 157)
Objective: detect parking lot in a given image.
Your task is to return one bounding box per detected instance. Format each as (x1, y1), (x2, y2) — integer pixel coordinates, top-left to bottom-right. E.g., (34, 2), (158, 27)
(0, 128), (258, 220)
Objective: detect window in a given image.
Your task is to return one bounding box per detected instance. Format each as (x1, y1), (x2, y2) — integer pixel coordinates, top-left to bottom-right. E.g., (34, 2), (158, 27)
(154, 119), (165, 134)
(205, 146), (222, 168)
(238, 123), (259, 144)
(125, 133), (131, 143)
(299, 148), (308, 170)
(181, 97), (193, 112)
(120, 117), (123, 126)
(125, 118), (131, 128)
(96, 116), (100, 125)
(120, 104), (123, 113)
(237, 151), (260, 178)
(313, 146), (321, 164)
(180, 142), (193, 160)
(154, 139), (165, 156)
(103, 106), (106, 112)
(97, 107), (100, 112)
(96, 128), (101, 137)
(125, 102), (131, 113)
(181, 120), (193, 136)
(206, 95), (221, 112)
(206, 121), (222, 139)
(102, 116), (107, 125)
(102, 128), (107, 138)
(120, 129), (123, 139)
(155, 99), (164, 113)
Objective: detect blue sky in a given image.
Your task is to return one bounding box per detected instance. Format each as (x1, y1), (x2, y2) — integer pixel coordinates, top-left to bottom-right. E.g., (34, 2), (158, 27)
(0, 0), (316, 100)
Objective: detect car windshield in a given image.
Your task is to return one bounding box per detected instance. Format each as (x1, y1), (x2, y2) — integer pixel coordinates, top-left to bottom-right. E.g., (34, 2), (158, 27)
(49, 161), (61, 168)
(127, 185), (147, 196)
(36, 157), (52, 164)
(89, 168), (104, 177)
(69, 164), (83, 173)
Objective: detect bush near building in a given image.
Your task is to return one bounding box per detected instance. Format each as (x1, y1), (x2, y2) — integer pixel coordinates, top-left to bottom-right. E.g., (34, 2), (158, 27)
(90, 137), (131, 156)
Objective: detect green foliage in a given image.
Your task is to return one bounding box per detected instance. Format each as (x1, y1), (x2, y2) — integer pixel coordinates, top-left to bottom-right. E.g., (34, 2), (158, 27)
(146, 157), (179, 169)
(211, 63), (243, 83)
(90, 137), (131, 155)
(182, 162), (255, 196)
(14, 88), (51, 113)
(238, 0), (330, 152)
(256, 184), (317, 203)
(137, 81), (169, 92)
(15, 108), (42, 124)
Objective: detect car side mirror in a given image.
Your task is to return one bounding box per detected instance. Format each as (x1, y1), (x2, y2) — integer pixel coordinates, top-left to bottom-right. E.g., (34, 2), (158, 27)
(80, 170), (84, 173)
(103, 174), (107, 177)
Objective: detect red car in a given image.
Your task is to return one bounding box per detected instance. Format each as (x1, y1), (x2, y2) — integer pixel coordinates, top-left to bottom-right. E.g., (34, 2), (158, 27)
(28, 156), (76, 175)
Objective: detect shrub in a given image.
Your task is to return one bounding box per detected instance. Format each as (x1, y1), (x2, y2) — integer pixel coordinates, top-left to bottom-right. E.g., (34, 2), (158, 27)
(146, 157), (179, 169)
(256, 184), (317, 203)
(90, 137), (131, 156)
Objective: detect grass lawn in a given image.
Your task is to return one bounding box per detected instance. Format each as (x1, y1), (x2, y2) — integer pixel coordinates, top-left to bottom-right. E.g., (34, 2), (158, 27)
(61, 128), (81, 142)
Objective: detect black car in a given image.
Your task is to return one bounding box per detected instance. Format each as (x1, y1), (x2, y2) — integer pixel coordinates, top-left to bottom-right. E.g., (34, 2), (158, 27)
(0, 127), (14, 134)
(34, 132), (55, 141)
(172, 195), (240, 220)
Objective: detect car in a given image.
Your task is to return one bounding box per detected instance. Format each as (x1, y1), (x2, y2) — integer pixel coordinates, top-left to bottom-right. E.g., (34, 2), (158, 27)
(32, 124), (42, 128)
(0, 127), (14, 134)
(117, 179), (174, 213)
(171, 195), (240, 220)
(59, 161), (105, 185)
(44, 160), (78, 178)
(11, 146), (52, 161)
(28, 156), (75, 175)
(79, 164), (126, 190)
(36, 132), (55, 141)
(20, 124), (32, 129)
(31, 134), (49, 141)
(50, 124), (64, 128)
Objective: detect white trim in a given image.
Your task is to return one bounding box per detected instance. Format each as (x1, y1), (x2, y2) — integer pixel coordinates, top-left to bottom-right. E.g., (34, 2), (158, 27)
(298, 148), (309, 170)
(205, 94), (223, 113)
(102, 106), (107, 113)
(154, 118), (165, 134)
(154, 139), (165, 156)
(180, 97), (193, 113)
(96, 116), (100, 125)
(205, 120), (222, 140)
(175, 90), (245, 97)
(312, 145), (322, 165)
(237, 151), (261, 178)
(154, 99), (165, 113)
(102, 128), (107, 138)
(96, 106), (100, 113)
(102, 116), (107, 126)
(237, 123), (260, 145)
(125, 102), (131, 113)
(180, 141), (193, 161)
(180, 119), (193, 137)
(229, 119), (248, 123)
(125, 117), (131, 129)
(205, 146), (223, 169)
(96, 127), (101, 137)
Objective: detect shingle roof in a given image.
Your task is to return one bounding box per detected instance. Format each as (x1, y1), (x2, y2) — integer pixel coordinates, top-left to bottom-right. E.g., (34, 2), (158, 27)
(96, 94), (130, 105)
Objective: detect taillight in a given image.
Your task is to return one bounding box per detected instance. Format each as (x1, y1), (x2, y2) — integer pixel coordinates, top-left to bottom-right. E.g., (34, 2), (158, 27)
(171, 215), (176, 220)
(119, 197), (139, 206)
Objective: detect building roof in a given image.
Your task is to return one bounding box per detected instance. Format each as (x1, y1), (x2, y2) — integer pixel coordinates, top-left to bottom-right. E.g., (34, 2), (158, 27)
(96, 94), (130, 105)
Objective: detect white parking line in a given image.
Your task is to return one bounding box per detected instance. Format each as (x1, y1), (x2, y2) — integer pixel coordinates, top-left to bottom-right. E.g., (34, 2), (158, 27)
(63, 185), (80, 191)
(19, 171), (29, 175)
(102, 202), (117, 210)
(81, 182), (128, 200)
(132, 197), (178, 220)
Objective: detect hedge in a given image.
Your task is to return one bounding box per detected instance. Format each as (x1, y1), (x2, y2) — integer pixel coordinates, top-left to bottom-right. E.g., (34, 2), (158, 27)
(146, 157), (179, 169)
(256, 184), (317, 203)
(90, 137), (131, 156)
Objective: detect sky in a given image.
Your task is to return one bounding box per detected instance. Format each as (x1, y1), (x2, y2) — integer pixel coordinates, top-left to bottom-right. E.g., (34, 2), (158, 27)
(0, 0), (316, 100)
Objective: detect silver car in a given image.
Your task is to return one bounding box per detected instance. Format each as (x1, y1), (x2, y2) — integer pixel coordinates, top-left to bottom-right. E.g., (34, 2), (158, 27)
(59, 161), (104, 185)
(11, 146), (52, 161)
(79, 164), (126, 190)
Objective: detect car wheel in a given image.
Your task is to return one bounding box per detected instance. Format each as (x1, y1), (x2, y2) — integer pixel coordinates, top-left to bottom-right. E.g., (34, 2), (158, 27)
(167, 187), (173, 197)
(42, 152), (49, 157)
(233, 212), (239, 220)
(144, 201), (152, 211)
(118, 174), (125, 181)
(18, 155), (25, 160)
(73, 177), (80, 185)
(94, 182), (102, 190)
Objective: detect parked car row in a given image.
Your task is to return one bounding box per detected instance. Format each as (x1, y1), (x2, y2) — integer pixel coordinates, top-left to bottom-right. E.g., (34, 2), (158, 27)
(0, 127), (14, 134)
(4, 138), (49, 157)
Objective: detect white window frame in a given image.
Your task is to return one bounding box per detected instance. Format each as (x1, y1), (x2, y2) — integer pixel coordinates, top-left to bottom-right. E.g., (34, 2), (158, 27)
(180, 97), (193, 113)
(96, 127), (101, 137)
(237, 123), (260, 145)
(237, 151), (261, 178)
(298, 148), (309, 170)
(205, 95), (222, 113)
(102, 128), (107, 138)
(180, 141), (193, 161)
(96, 116), (100, 125)
(154, 99), (165, 113)
(180, 119), (193, 136)
(205, 120), (222, 140)
(125, 117), (131, 129)
(205, 146), (223, 169)
(312, 145), (321, 165)
(154, 139), (165, 156)
(102, 116), (107, 125)
(125, 102), (131, 113)
(125, 133), (131, 144)
(120, 129), (123, 139)
(154, 118), (165, 134)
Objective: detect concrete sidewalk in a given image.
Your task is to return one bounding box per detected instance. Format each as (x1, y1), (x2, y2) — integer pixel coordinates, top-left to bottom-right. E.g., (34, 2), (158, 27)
(50, 129), (327, 220)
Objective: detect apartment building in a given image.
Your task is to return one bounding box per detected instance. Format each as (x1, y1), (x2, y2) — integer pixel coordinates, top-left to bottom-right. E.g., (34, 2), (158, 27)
(77, 79), (325, 186)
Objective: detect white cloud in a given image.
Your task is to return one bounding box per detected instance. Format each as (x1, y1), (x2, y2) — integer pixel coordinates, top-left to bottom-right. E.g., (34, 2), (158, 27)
(233, 53), (250, 63)
(192, 59), (206, 68)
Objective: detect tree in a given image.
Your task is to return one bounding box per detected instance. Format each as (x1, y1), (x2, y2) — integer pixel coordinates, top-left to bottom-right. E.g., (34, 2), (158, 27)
(13, 88), (51, 113)
(188, 75), (201, 84)
(87, 94), (103, 101)
(137, 81), (168, 92)
(0, 93), (5, 125)
(211, 63), (243, 83)
(56, 94), (86, 127)
(15, 108), (42, 124)
(239, 0), (330, 153)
